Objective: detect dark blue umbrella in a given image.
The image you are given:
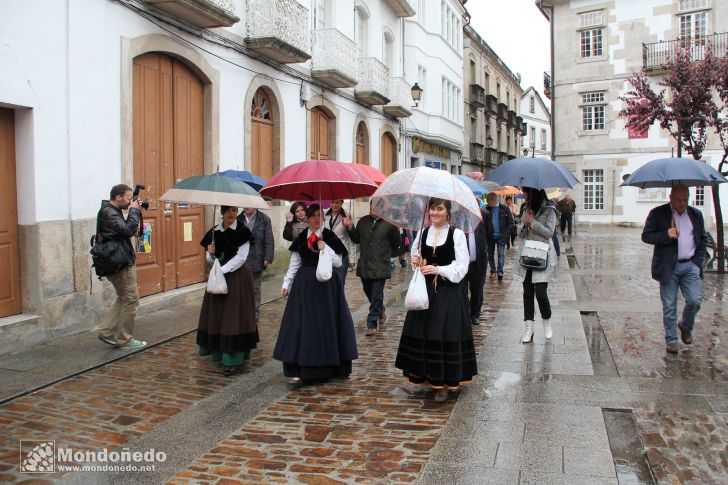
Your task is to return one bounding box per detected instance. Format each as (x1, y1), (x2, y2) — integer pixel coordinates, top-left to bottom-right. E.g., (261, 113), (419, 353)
(455, 175), (487, 196)
(620, 157), (728, 188)
(217, 170), (266, 191)
(484, 157), (580, 189)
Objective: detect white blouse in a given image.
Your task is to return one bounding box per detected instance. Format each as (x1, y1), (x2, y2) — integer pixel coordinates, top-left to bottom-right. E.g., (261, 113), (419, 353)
(204, 220), (250, 274)
(410, 224), (469, 284)
(282, 228), (343, 290)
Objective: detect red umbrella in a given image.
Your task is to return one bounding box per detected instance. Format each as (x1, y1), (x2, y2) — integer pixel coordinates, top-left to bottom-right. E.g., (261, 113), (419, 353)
(349, 163), (387, 186)
(260, 160), (378, 201)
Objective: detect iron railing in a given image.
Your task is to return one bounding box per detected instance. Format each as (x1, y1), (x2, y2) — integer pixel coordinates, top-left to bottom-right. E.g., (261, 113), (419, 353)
(643, 32), (728, 69)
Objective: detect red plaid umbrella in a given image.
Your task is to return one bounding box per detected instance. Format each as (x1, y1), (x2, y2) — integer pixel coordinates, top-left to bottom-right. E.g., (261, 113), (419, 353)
(260, 160), (378, 201)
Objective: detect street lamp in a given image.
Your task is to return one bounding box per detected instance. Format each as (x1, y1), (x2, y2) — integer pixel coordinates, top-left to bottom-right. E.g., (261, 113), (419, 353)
(486, 136), (493, 168)
(523, 148), (529, 156)
(411, 83), (423, 108)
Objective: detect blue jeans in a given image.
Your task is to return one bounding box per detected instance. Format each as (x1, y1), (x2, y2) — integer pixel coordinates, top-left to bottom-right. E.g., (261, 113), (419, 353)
(487, 239), (506, 275)
(361, 278), (385, 329)
(659, 261), (703, 344)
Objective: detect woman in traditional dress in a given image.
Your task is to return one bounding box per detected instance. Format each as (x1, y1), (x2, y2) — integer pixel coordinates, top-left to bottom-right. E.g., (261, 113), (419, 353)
(274, 204), (358, 385)
(395, 198), (478, 402)
(513, 188), (558, 343)
(325, 199), (356, 284)
(197, 206), (258, 376)
(283, 201), (309, 242)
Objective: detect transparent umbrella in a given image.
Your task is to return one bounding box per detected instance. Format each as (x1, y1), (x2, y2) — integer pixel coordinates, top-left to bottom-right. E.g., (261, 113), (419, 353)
(370, 167), (483, 234)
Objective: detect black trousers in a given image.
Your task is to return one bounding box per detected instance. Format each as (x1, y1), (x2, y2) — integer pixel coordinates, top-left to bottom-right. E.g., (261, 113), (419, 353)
(466, 262), (486, 321)
(523, 268), (551, 321)
(560, 213), (573, 235)
(361, 278), (385, 329)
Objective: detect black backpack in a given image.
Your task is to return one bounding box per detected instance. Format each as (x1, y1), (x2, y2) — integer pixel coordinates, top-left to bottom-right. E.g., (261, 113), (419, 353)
(90, 210), (128, 278)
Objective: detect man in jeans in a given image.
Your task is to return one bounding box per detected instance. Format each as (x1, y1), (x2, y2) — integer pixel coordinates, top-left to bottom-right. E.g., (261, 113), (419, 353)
(485, 192), (514, 282)
(642, 184), (707, 354)
(95, 184), (146, 348)
(557, 194), (576, 241)
(347, 206), (401, 336)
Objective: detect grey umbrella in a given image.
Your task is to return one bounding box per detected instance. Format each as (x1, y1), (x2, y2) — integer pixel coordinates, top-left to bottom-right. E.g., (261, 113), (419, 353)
(484, 156), (580, 189)
(620, 157), (728, 188)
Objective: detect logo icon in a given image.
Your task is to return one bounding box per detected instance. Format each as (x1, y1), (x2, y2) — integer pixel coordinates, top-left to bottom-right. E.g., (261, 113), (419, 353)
(20, 440), (55, 473)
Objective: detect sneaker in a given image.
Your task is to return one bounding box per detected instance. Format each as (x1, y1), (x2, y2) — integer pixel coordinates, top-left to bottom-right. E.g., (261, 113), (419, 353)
(98, 335), (118, 346)
(118, 338), (147, 349)
(288, 377), (301, 385)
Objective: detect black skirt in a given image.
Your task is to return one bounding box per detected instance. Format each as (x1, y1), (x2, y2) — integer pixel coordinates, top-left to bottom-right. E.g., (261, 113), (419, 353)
(197, 264), (258, 353)
(395, 279), (477, 388)
(273, 266), (358, 382)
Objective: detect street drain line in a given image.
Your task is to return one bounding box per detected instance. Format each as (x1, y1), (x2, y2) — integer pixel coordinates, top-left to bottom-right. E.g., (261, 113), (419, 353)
(602, 409), (657, 484)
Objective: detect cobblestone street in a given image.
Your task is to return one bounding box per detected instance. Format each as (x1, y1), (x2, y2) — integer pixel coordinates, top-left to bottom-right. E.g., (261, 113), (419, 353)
(1, 227), (727, 484)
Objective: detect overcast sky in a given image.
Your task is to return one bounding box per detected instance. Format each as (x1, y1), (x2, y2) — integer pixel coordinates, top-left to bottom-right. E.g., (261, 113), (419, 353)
(466, 1), (551, 105)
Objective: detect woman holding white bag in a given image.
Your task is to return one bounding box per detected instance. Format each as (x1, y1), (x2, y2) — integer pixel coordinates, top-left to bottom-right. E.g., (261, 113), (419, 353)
(395, 198), (478, 403)
(513, 187), (559, 344)
(197, 206), (258, 376)
(274, 204), (358, 385)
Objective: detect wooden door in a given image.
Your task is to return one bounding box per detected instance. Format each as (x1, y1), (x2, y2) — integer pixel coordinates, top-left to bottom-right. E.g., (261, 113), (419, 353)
(251, 89), (274, 179)
(381, 132), (397, 175)
(310, 107), (330, 160)
(133, 53), (205, 297)
(355, 122), (368, 165)
(0, 109), (21, 317)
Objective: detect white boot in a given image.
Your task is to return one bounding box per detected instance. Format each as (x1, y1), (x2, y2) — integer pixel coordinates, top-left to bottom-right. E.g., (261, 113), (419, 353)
(543, 319), (553, 340)
(522, 321), (534, 343)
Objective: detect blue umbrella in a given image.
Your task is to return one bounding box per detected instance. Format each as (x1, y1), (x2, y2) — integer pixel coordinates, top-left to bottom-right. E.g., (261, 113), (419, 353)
(620, 157), (728, 188)
(217, 170), (266, 191)
(485, 157), (580, 189)
(455, 174), (487, 196)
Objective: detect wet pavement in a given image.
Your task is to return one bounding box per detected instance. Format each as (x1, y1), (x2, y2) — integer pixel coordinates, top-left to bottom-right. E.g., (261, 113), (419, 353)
(1, 226), (726, 484)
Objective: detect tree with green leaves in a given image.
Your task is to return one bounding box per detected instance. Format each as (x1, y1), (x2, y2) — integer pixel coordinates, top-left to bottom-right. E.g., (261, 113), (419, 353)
(620, 45), (728, 273)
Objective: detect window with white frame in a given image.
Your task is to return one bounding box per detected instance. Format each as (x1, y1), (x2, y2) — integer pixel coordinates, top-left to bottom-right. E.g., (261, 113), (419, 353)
(679, 11), (708, 45)
(529, 96), (535, 113)
(418, 65), (427, 108)
(583, 169), (605, 210)
(383, 31), (394, 71)
(312, 0), (326, 29)
(356, 7), (369, 58)
(581, 91), (606, 131)
(695, 185), (705, 206)
(541, 129), (547, 150)
(418, 0), (426, 24)
(579, 10), (604, 58)
(529, 126), (535, 146)
(679, 0), (708, 11)
(441, 2), (459, 50)
(442, 77), (459, 121)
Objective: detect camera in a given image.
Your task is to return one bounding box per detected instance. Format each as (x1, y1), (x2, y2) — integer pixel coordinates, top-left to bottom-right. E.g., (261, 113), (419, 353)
(132, 183), (150, 210)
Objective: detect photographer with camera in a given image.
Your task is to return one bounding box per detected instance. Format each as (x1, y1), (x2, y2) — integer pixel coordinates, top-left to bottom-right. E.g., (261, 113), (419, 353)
(93, 184), (147, 349)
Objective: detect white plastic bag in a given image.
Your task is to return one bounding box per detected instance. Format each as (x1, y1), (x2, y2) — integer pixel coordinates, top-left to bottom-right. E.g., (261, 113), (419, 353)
(206, 259), (228, 294)
(404, 268), (429, 311)
(316, 247), (333, 282)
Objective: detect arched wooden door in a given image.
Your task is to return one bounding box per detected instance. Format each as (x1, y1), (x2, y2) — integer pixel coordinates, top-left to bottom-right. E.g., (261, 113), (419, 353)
(133, 53), (206, 297)
(0, 108), (21, 317)
(381, 132), (397, 175)
(310, 107), (330, 160)
(251, 89), (274, 179)
(355, 122), (369, 165)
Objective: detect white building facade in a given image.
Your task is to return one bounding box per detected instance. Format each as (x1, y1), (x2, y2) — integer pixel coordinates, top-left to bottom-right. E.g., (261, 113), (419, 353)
(403, 0), (466, 173)
(520, 87), (551, 158)
(0, 0), (419, 350)
(538, 0), (728, 226)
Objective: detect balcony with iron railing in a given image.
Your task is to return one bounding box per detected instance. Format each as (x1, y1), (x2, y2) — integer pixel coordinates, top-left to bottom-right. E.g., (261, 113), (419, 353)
(140, 0), (239, 27)
(469, 84), (485, 109)
(245, 0), (310, 63)
(382, 0), (416, 17)
(354, 58), (390, 105)
(507, 110), (517, 128)
(484, 94), (497, 116)
(383, 77), (412, 117)
(311, 29), (358, 88)
(543, 71), (552, 99)
(643, 32), (728, 70)
(470, 142), (485, 162)
(515, 115), (524, 134)
(485, 147), (497, 167)
(497, 103), (508, 122)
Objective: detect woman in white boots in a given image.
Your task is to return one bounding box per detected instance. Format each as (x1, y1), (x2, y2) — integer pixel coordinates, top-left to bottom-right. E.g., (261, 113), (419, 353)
(513, 188), (559, 343)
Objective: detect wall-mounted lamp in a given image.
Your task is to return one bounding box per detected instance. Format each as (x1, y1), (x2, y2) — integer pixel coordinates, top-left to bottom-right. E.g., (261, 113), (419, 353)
(411, 82), (423, 107)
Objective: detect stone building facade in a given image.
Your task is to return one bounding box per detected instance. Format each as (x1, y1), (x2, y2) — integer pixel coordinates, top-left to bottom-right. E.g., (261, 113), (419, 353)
(520, 86), (552, 159)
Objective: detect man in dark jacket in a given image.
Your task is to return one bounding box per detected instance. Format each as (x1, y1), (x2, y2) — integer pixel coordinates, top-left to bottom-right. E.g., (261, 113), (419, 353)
(239, 208), (274, 321)
(484, 192), (514, 281)
(642, 184), (707, 354)
(465, 206), (488, 325)
(348, 207), (401, 336)
(95, 184), (146, 349)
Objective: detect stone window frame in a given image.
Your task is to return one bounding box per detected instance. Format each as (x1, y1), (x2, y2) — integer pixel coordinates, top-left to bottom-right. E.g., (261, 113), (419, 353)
(579, 90), (609, 136)
(583, 168), (605, 211)
(576, 7), (607, 63)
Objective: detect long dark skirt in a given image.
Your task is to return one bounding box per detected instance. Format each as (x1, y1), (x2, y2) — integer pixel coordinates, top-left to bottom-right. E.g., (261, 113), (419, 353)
(197, 264), (258, 366)
(395, 281), (477, 389)
(273, 266), (358, 382)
